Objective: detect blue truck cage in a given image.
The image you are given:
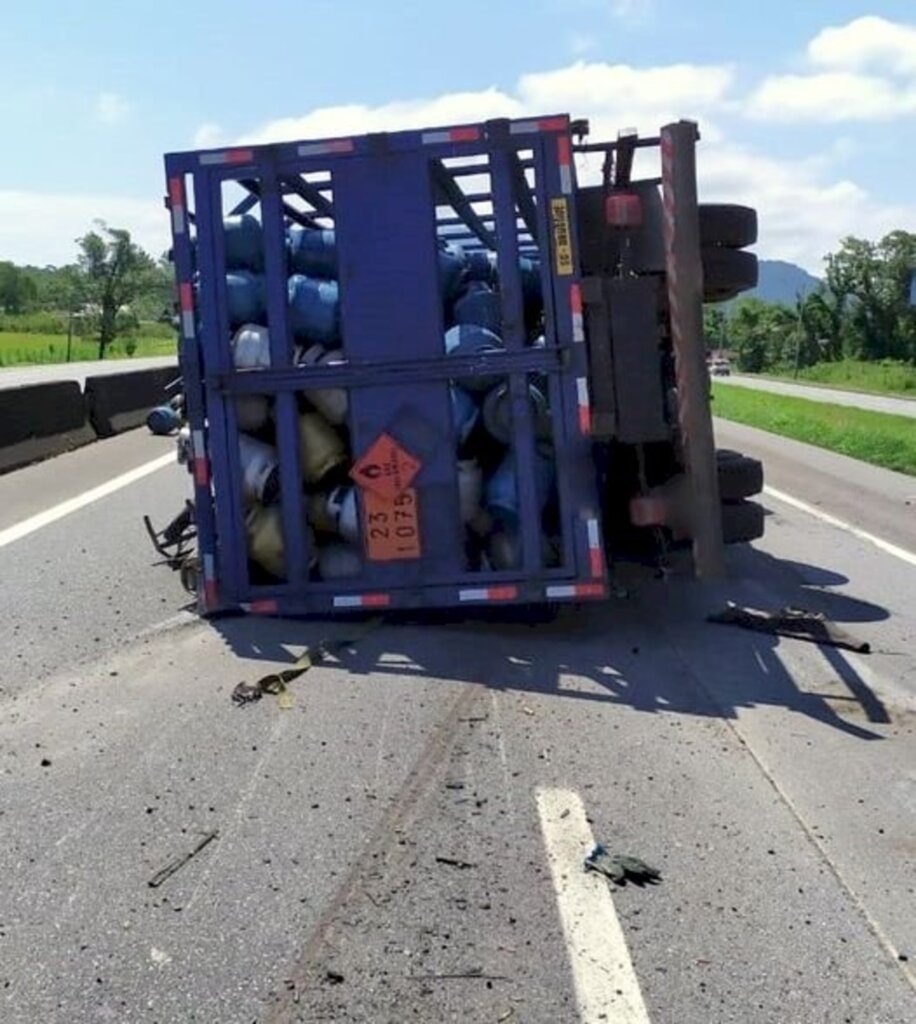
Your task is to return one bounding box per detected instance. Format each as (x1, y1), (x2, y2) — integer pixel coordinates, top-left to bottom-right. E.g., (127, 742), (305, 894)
(165, 114), (610, 616)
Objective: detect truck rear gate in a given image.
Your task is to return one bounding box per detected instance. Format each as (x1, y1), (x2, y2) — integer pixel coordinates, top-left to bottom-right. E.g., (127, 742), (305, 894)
(166, 116), (611, 615)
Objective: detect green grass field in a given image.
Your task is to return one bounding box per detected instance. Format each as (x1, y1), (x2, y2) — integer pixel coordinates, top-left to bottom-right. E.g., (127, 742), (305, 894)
(761, 359), (916, 399)
(0, 332), (177, 366)
(712, 382), (916, 476)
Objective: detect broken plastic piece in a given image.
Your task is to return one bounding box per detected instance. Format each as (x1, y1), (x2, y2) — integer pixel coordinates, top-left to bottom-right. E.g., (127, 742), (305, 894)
(708, 603), (870, 653)
(584, 843), (661, 886)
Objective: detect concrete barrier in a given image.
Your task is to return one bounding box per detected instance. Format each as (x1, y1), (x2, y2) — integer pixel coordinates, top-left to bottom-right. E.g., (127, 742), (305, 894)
(84, 365), (179, 437)
(0, 381), (96, 474)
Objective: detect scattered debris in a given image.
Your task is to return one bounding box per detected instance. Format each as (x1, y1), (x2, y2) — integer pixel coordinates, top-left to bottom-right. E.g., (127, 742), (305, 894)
(40, 758), (51, 768)
(708, 603), (870, 653)
(143, 502), (196, 574)
(497, 1010), (515, 1022)
(521, 706), (535, 716)
(150, 947), (172, 968)
(584, 844), (661, 887)
(148, 830), (219, 888)
(324, 970), (345, 985)
(231, 619), (381, 707)
(435, 855), (476, 870)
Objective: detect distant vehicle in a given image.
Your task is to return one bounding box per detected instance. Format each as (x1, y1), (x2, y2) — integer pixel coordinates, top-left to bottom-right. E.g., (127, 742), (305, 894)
(710, 358), (731, 376)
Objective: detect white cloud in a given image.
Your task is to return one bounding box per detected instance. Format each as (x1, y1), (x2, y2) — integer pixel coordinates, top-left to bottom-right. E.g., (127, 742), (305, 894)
(808, 15), (916, 75)
(192, 122), (226, 148)
(95, 92), (131, 125)
(747, 16), (916, 122)
(0, 190), (169, 266)
(239, 61), (733, 148)
(698, 144), (916, 273)
(746, 71), (916, 122)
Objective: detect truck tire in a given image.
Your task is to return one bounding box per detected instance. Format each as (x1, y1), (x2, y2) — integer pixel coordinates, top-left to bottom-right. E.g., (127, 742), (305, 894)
(703, 248), (758, 303)
(699, 204), (758, 249)
(722, 500), (765, 544)
(716, 450), (764, 500)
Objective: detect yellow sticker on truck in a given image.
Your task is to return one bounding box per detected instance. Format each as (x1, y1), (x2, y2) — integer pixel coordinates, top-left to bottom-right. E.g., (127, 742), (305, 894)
(550, 198), (574, 276)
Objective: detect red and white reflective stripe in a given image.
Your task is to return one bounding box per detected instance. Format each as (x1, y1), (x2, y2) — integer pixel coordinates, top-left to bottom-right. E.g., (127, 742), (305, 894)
(179, 281), (195, 340)
(510, 116), (569, 134)
(333, 593), (391, 609)
(202, 553), (218, 607)
(297, 139), (354, 157)
(557, 136), (572, 195)
(576, 377), (592, 435)
(241, 599), (279, 614)
(192, 429), (210, 487)
(585, 516), (604, 578)
(421, 126), (480, 144)
(570, 283), (584, 342)
(459, 585), (518, 603)
(546, 582), (606, 600)
(168, 177), (186, 235)
(199, 148), (254, 166)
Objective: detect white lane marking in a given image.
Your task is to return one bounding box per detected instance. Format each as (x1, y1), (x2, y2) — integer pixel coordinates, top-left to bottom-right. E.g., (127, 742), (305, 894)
(0, 453), (175, 550)
(764, 485), (916, 569)
(536, 787), (652, 1024)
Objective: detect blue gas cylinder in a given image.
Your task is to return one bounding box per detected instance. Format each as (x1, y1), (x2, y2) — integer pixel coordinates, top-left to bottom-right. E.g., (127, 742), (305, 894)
(454, 285), (502, 336)
(146, 405), (181, 436)
(438, 240), (467, 302)
(445, 323), (505, 392)
(224, 215), (263, 271)
(226, 272), (266, 329)
(450, 385), (480, 447)
(288, 274), (339, 346)
(519, 257), (543, 319)
(484, 447), (555, 524)
(466, 250), (498, 286)
(288, 226), (338, 280)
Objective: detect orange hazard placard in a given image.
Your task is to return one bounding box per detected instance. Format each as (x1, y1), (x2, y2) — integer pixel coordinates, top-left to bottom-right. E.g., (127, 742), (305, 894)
(350, 432), (421, 502)
(363, 488), (421, 561)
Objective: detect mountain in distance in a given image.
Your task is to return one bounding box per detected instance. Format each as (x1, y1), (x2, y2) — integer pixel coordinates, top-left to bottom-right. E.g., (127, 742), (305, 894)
(750, 259), (822, 305)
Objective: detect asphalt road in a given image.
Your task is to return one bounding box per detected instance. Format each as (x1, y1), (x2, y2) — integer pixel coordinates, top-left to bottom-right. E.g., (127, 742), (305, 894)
(718, 373), (916, 418)
(0, 355), (177, 390)
(1, 425), (914, 1023)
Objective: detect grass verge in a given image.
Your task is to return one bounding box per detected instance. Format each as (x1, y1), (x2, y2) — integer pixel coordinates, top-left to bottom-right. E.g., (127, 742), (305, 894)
(759, 359), (916, 399)
(712, 382), (916, 476)
(0, 332), (176, 366)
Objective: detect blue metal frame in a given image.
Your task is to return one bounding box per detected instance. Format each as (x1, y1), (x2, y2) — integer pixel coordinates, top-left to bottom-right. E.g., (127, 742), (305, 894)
(164, 115), (607, 615)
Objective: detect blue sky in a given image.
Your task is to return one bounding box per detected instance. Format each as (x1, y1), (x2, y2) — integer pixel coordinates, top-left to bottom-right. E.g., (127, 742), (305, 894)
(1, 1), (914, 271)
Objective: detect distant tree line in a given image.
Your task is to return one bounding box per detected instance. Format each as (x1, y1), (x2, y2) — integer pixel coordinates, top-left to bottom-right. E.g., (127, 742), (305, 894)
(705, 230), (916, 372)
(0, 222), (174, 359)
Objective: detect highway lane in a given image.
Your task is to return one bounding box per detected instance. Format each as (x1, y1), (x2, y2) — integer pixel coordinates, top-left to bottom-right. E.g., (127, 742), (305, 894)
(718, 373), (916, 418)
(1, 428), (915, 1022)
(0, 355), (176, 390)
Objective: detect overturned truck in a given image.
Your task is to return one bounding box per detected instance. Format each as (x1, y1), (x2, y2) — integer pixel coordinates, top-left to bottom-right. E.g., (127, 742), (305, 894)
(163, 114), (763, 616)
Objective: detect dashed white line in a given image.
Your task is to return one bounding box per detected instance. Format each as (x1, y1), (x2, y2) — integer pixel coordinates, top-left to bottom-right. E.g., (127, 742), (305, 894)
(537, 787), (652, 1024)
(763, 485), (916, 569)
(0, 453), (175, 550)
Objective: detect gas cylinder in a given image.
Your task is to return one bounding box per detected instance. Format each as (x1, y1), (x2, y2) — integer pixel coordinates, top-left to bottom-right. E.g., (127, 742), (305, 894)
(298, 344), (349, 425)
(438, 240), (467, 302)
(450, 385), (479, 447)
(226, 272), (266, 329)
(288, 226), (338, 279)
(231, 323), (271, 369)
(288, 274), (339, 346)
(147, 405), (181, 436)
(224, 215), (263, 272)
(238, 434), (280, 505)
(457, 459), (483, 524)
(245, 503), (316, 579)
(481, 380), (552, 444)
(298, 412), (348, 484)
(326, 486), (360, 543)
(445, 324), (504, 392)
(454, 284), (502, 336)
(484, 447), (555, 524)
